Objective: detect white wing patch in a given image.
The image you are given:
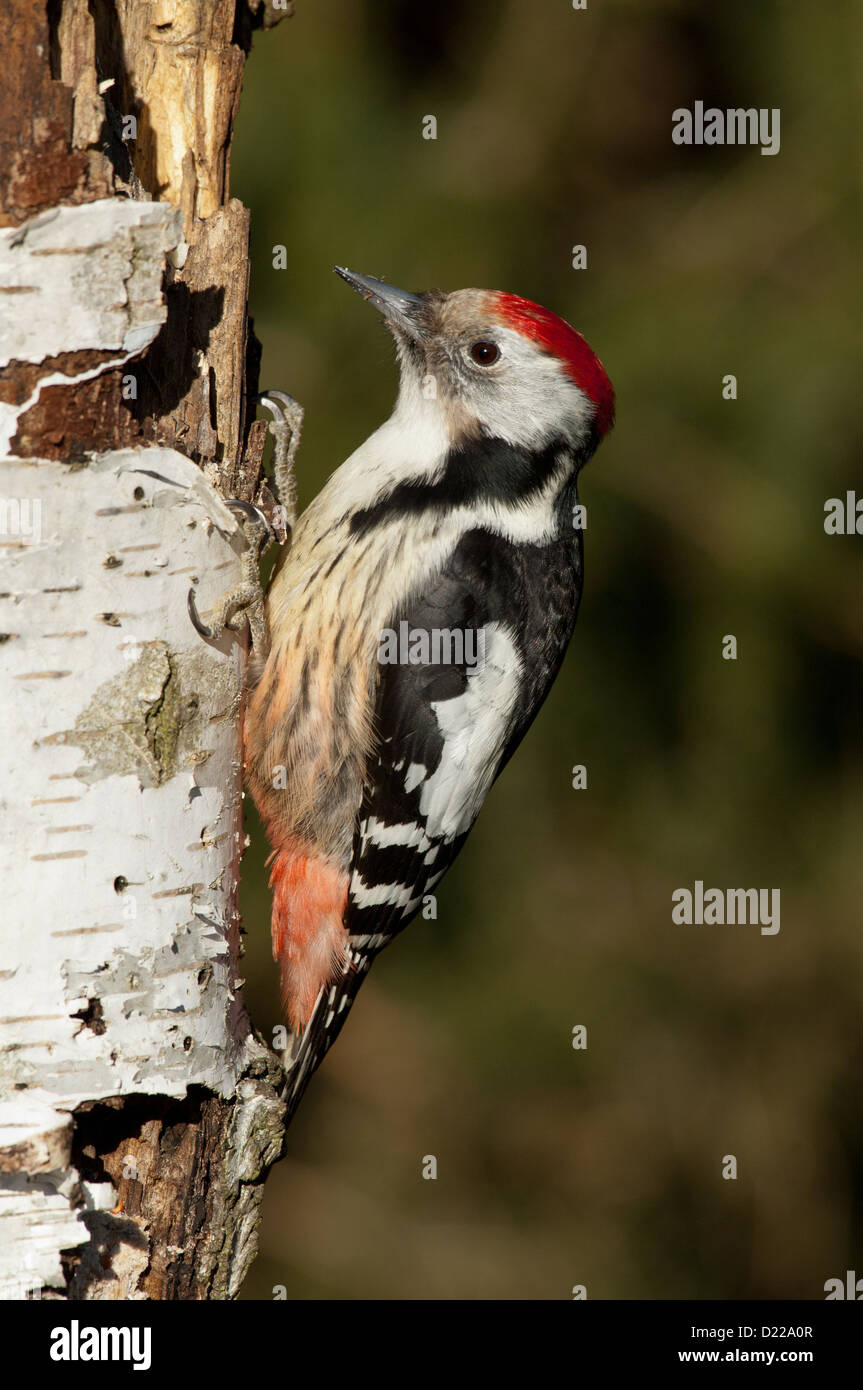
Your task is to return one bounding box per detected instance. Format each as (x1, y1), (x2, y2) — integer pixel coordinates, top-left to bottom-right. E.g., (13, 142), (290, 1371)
(403, 763), (426, 795)
(415, 621), (522, 842)
(363, 816), (431, 852)
(350, 876), (423, 912)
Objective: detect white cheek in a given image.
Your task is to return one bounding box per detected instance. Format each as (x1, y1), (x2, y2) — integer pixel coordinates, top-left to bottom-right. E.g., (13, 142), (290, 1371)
(463, 334), (593, 448)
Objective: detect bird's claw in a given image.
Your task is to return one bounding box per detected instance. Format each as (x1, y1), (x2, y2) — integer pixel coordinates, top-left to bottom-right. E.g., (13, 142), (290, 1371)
(257, 390), (302, 428)
(187, 586), (213, 639)
(225, 496), (274, 541)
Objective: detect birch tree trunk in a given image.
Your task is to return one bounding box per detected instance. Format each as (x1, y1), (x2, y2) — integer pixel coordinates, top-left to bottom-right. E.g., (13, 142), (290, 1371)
(0, 0), (290, 1300)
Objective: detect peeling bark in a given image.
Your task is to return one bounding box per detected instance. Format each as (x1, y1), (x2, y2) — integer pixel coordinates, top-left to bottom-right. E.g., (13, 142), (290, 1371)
(0, 0), (291, 1300)
(2, 0), (280, 484)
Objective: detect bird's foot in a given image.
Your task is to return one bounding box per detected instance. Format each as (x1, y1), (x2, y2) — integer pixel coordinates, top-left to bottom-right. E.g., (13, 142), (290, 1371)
(257, 389), (303, 534)
(188, 500), (272, 656)
(187, 391), (303, 655)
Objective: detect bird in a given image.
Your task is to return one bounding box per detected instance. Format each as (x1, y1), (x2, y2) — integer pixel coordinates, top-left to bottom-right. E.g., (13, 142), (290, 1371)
(193, 268), (614, 1114)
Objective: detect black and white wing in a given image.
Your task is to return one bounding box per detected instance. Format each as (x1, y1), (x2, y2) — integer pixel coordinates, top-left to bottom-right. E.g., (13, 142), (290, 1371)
(344, 523), (583, 946)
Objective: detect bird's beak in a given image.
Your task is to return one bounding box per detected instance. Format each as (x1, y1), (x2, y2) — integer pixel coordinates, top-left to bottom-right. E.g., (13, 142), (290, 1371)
(334, 266), (425, 342)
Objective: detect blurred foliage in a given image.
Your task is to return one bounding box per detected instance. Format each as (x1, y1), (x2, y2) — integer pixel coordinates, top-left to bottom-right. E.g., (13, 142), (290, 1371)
(231, 0), (863, 1298)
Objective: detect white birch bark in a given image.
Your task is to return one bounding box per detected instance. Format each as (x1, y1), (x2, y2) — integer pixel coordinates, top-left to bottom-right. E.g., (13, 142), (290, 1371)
(0, 198), (283, 1300)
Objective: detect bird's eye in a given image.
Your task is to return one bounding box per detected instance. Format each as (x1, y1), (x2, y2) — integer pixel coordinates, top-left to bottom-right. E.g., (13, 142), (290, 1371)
(469, 340), (500, 366)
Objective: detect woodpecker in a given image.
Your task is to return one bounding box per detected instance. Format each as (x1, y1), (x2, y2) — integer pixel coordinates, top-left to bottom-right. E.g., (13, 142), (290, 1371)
(193, 269), (614, 1111)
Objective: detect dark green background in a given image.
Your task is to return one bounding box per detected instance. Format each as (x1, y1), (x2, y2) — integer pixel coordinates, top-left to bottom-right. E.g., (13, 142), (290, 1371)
(231, 0), (863, 1299)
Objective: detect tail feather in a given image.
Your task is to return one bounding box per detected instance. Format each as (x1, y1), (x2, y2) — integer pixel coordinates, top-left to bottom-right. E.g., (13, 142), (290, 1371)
(282, 941), (377, 1120)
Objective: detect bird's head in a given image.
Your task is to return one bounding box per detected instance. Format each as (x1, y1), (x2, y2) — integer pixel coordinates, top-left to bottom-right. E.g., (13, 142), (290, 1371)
(335, 267), (614, 462)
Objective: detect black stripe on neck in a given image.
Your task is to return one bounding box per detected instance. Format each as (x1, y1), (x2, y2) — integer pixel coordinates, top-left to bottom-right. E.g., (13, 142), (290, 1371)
(349, 433), (577, 539)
